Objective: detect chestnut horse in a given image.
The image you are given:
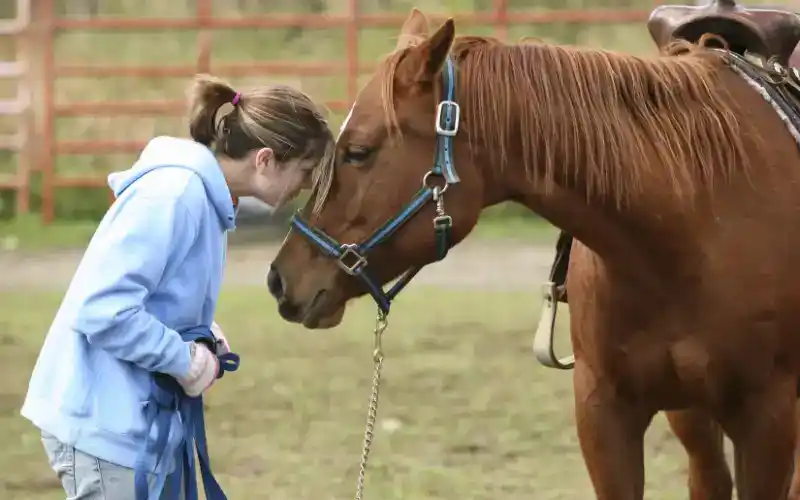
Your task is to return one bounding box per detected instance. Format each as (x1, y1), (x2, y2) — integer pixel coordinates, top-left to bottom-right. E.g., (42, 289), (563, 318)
(542, 28), (800, 500)
(268, 8), (800, 500)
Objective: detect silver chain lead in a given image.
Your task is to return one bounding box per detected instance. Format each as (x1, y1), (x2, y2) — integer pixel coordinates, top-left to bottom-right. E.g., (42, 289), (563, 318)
(353, 311), (388, 500)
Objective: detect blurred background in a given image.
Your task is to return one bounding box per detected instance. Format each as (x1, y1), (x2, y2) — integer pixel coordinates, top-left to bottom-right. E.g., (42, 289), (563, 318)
(0, 0), (668, 237)
(0, 0), (787, 498)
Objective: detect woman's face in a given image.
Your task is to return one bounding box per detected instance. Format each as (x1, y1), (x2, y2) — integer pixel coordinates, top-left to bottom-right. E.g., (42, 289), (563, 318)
(249, 147), (314, 209)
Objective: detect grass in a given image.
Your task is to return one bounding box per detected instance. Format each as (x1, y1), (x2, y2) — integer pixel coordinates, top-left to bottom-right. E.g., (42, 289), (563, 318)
(0, 214), (99, 251)
(2, 283), (701, 499)
(471, 215), (559, 243)
(0, 212), (558, 252)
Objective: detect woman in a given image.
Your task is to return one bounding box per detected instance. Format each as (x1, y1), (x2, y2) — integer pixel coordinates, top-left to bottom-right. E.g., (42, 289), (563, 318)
(20, 74), (335, 499)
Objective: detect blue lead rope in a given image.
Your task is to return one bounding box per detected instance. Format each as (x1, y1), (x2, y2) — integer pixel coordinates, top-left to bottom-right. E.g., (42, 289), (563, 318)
(134, 326), (241, 500)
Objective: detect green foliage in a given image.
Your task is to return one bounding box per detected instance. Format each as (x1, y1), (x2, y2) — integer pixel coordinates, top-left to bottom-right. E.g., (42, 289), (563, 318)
(0, 213), (98, 250)
(0, 171), (112, 221)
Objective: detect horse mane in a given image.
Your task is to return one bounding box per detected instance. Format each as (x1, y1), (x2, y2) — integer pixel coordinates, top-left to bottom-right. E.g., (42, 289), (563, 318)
(378, 36), (758, 205)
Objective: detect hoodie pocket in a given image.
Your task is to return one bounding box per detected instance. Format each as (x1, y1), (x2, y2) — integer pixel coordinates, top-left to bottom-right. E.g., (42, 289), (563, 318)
(94, 358), (153, 440)
(61, 384), (91, 417)
(58, 342), (96, 418)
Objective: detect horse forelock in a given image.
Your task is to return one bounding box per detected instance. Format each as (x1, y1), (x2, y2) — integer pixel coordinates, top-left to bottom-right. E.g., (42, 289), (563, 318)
(376, 35), (757, 206)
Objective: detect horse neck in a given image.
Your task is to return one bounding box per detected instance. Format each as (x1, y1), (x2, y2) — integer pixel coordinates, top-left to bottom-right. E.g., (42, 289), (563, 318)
(508, 168), (675, 283)
(474, 119), (695, 285)
(457, 43), (744, 282)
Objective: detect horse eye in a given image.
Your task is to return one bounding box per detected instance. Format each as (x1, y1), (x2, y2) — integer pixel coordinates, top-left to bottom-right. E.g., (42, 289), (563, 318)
(344, 146), (373, 165)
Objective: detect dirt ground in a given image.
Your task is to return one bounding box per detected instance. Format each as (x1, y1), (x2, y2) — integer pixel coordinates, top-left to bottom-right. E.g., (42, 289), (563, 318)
(1, 238), (737, 499)
(0, 237), (705, 500)
(0, 239), (558, 290)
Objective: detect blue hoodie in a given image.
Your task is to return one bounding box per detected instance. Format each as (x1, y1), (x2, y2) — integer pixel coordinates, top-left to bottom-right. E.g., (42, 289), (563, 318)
(21, 136), (236, 474)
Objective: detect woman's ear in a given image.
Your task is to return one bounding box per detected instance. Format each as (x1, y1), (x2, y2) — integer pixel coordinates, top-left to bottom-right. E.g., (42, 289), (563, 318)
(255, 147), (275, 173)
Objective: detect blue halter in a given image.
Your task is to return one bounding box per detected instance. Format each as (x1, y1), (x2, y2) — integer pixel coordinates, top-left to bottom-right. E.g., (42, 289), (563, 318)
(289, 57), (461, 316)
(134, 326), (240, 500)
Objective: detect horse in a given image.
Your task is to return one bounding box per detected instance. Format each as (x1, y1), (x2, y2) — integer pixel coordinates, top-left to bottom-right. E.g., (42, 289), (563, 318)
(541, 6), (800, 498)
(268, 7), (800, 500)
(541, 5), (800, 497)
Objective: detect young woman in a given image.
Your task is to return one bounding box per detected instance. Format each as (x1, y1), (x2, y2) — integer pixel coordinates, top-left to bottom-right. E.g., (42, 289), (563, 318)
(20, 74), (335, 499)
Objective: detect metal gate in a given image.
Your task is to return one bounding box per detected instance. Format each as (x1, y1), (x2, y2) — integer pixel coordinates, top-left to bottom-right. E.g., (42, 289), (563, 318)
(0, 0), (32, 216)
(36, 0), (656, 223)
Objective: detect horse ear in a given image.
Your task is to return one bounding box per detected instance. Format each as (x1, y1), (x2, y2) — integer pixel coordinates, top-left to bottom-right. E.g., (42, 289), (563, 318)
(411, 18), (455, 83)
(396, 7), (429, 50)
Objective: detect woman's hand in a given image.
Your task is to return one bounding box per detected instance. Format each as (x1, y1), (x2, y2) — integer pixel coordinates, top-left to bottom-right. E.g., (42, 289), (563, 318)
(210, 321), (230, 355)
(176, 342), (219, 397)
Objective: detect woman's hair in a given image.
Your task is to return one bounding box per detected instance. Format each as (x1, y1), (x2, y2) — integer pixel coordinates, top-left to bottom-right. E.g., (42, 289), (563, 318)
(187, 74), (335, 212)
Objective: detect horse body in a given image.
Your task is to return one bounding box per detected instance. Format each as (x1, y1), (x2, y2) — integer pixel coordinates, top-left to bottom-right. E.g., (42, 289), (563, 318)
(269, 8), (800, 499)
(533, 59), (800, 499)
(548, 6), (800, 497)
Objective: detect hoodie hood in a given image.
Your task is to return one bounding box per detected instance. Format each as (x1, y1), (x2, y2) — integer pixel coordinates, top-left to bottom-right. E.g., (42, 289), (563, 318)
(107, 136), (236, 229)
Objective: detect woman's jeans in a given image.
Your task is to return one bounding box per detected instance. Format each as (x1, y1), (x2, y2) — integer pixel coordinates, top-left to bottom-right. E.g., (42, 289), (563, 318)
(41, 431), (184, 500)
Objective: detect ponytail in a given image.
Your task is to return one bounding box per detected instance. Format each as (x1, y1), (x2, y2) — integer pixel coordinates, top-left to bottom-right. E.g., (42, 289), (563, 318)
(187, 74), (238, 147)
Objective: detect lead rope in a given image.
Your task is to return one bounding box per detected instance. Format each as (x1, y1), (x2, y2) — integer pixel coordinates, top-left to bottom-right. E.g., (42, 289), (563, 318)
(353, 310), (388, 500)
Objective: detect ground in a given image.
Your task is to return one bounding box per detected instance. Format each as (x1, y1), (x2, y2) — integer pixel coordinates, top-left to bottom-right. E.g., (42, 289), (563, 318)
(0, 239), (558, 291)
(0, 238), (703, 499)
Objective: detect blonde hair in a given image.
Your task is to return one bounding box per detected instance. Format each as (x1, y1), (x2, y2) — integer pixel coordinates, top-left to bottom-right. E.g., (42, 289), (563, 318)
(187, 74), (335, 213)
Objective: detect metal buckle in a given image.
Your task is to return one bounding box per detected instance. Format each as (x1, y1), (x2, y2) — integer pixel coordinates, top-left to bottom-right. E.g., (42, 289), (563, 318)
(433, 214), (452, 229)
(337, 243), (367, 275)
(435, 100), (460, 137)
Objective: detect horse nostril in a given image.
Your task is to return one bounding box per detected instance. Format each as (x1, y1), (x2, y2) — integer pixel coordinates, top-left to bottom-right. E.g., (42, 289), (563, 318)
(266, 263), (285, 300)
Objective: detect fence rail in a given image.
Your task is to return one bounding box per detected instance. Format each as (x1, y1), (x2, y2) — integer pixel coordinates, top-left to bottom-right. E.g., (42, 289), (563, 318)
(28, 0), (659, 222)
(0, 0), (32, 216)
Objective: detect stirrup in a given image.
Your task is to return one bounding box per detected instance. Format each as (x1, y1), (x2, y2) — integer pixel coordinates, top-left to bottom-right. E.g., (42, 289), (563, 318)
(533, 281), (575, 369)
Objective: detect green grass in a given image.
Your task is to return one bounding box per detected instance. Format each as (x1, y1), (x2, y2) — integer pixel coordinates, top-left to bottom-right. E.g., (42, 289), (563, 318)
(0, 215), (98, 251)
(472, 215), (559, 243)
(0, 212), (558, 252)
(2, 284), (700, 499)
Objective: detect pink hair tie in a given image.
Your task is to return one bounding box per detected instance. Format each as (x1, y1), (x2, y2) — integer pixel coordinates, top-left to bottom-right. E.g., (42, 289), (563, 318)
(231, 92), (241, 106)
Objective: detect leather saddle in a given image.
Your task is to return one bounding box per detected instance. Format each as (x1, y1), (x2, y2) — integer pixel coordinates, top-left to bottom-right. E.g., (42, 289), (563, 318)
(649, 0), (800, 66)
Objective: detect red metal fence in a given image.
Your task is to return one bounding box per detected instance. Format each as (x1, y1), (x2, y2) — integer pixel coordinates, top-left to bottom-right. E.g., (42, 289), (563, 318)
(0, 0), (32, 216)
(21, 0), (659, 223)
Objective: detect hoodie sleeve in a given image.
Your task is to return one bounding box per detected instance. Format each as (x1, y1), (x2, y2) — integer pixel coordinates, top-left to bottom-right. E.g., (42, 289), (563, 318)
(71, 194), (199, 378)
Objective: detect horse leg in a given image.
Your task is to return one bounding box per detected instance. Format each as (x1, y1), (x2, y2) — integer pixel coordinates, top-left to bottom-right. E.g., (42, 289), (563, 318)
(573, 360), (653, 500)
(666, 409), (732, 500)
(783, 400), (800, 500)
(722, 376), (796, 500)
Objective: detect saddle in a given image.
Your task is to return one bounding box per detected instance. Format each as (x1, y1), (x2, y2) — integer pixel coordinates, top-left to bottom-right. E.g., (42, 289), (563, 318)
(649, 0), (800, 66)
(547, 0), (800, 306)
